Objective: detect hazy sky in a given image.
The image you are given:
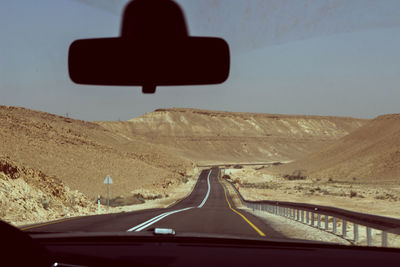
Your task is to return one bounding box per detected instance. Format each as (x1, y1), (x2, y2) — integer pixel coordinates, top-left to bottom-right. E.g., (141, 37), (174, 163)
(1, 0), (400, 121)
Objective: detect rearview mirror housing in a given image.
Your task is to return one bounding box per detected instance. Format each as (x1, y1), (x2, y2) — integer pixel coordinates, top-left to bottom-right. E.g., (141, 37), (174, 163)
(68, 0), (230, 93)
(69, 37), (230, 90)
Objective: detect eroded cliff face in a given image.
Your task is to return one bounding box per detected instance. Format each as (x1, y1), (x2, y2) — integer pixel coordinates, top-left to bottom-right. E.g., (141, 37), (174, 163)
(99, 108), (367, 164)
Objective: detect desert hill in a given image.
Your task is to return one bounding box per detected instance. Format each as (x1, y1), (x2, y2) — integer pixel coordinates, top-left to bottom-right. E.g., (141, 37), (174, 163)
(0, 157), (96, 225)
(276, 114), (400, 181)
(98, 108), (367, 164)
(0, 106), (195, 201)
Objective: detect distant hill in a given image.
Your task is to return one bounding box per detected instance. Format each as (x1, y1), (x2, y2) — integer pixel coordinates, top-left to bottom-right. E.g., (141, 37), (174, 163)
(98, 108), (367, 164)
(279, 114), (400, 181)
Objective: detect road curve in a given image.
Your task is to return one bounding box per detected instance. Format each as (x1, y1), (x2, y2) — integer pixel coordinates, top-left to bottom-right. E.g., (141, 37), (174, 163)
(23, 169), (285, 239)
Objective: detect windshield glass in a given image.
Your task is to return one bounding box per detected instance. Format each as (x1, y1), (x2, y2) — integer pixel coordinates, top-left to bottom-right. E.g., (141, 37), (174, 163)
(1, 0), (400, 248)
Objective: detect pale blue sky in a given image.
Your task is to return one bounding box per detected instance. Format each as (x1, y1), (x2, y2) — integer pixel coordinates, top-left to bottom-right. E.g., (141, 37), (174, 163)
(1, 0), (400, 120)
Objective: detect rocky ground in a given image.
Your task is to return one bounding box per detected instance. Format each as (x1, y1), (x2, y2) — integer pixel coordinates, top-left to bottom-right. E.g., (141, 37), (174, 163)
(225, 166), (400, 219)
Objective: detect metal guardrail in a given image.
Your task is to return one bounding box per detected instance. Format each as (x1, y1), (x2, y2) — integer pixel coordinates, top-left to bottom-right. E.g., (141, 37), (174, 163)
(224, 178), (400, 247)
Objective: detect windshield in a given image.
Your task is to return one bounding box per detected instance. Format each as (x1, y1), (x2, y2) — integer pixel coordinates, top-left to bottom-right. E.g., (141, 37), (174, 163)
(1, 0), (400, 248)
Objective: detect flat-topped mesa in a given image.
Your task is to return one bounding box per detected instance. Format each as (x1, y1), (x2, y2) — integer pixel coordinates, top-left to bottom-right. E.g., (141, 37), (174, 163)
(151, 107), (365, 121)
(98, 108), (368, 164)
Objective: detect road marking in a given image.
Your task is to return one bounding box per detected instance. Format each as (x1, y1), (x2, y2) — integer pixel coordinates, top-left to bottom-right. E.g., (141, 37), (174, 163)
(219, 177), (266, 237)
(198, 170), (212, 208)
(20, 217), (80, 231)
(127, 207), (194, 232)
(127, 169), (212, 232)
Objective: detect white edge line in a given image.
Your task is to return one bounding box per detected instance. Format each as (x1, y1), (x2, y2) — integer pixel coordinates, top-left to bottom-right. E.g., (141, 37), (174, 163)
(127, 211), (172, 232)
(134, 207), (194, 232)
(197, 170), (212, 208)
(127, 169), (212, 232)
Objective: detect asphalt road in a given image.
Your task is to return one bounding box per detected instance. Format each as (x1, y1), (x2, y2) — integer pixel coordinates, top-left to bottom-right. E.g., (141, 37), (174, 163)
(22, 168), (285, 239)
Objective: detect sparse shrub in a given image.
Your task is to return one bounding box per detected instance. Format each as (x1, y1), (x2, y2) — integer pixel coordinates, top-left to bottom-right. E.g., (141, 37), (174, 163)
(179, 177), (189, 184)
(240, 182), (269, 189)
(272, 162), (282, 166)
(283, 170), (307, 181)
(350, 191), (357, 198)
(40, 197), (50, 210)
(222, 174), (231, 180)
(352, 177), (357, 181)
(321, 189), (330, 195)
(0, 160), (20, 179)
(375, 193), (398, 201)
(233, 165), (243, 169)
(232, 178), (240, 184)
(294, 185), (304, 190)
(328, 178), (334, 183)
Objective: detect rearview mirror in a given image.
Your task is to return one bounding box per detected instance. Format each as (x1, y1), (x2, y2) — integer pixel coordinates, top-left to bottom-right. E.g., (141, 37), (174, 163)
(68, 0), (230, 93)
(69, 37), (230, 92)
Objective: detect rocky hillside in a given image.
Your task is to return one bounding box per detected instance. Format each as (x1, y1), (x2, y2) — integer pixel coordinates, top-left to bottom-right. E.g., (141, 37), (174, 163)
(278, 114), (400, 181)
(98, 108), (367, 164)
(0, 106), (195, 201)
(0, 157), (96, 225)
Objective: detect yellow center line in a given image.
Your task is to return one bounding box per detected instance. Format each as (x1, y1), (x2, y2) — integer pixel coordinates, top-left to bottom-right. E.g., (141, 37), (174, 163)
(218, 176), (266, 237)
(20, 217), (81, 231)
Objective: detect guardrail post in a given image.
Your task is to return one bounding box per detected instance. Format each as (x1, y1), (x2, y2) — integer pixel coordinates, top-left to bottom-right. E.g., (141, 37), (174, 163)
(354, 223), (358, 243)
(325, 215), (329, 230)
(297, 209), (300, 221)
(317, 214), (321, 228)
(382, 231), (388, 247)
(311, 212), (315, 226)
(306, 211), (309, 224)
(367, 227), (372, 246)
(301, 210), (304, 223)
(342, 220), (347, 238)
(333, 217), (337, 233)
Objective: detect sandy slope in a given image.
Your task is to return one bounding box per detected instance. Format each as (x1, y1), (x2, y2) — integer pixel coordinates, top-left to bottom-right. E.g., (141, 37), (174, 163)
(277, 114), (400, 181)
(98, 108), (367, 164)
(0, 106), (195, 201)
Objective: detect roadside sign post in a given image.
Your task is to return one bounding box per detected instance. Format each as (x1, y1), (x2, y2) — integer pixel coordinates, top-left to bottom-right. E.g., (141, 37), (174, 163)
(104, 175), (113, 207)
(97, 194), (101, 214)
